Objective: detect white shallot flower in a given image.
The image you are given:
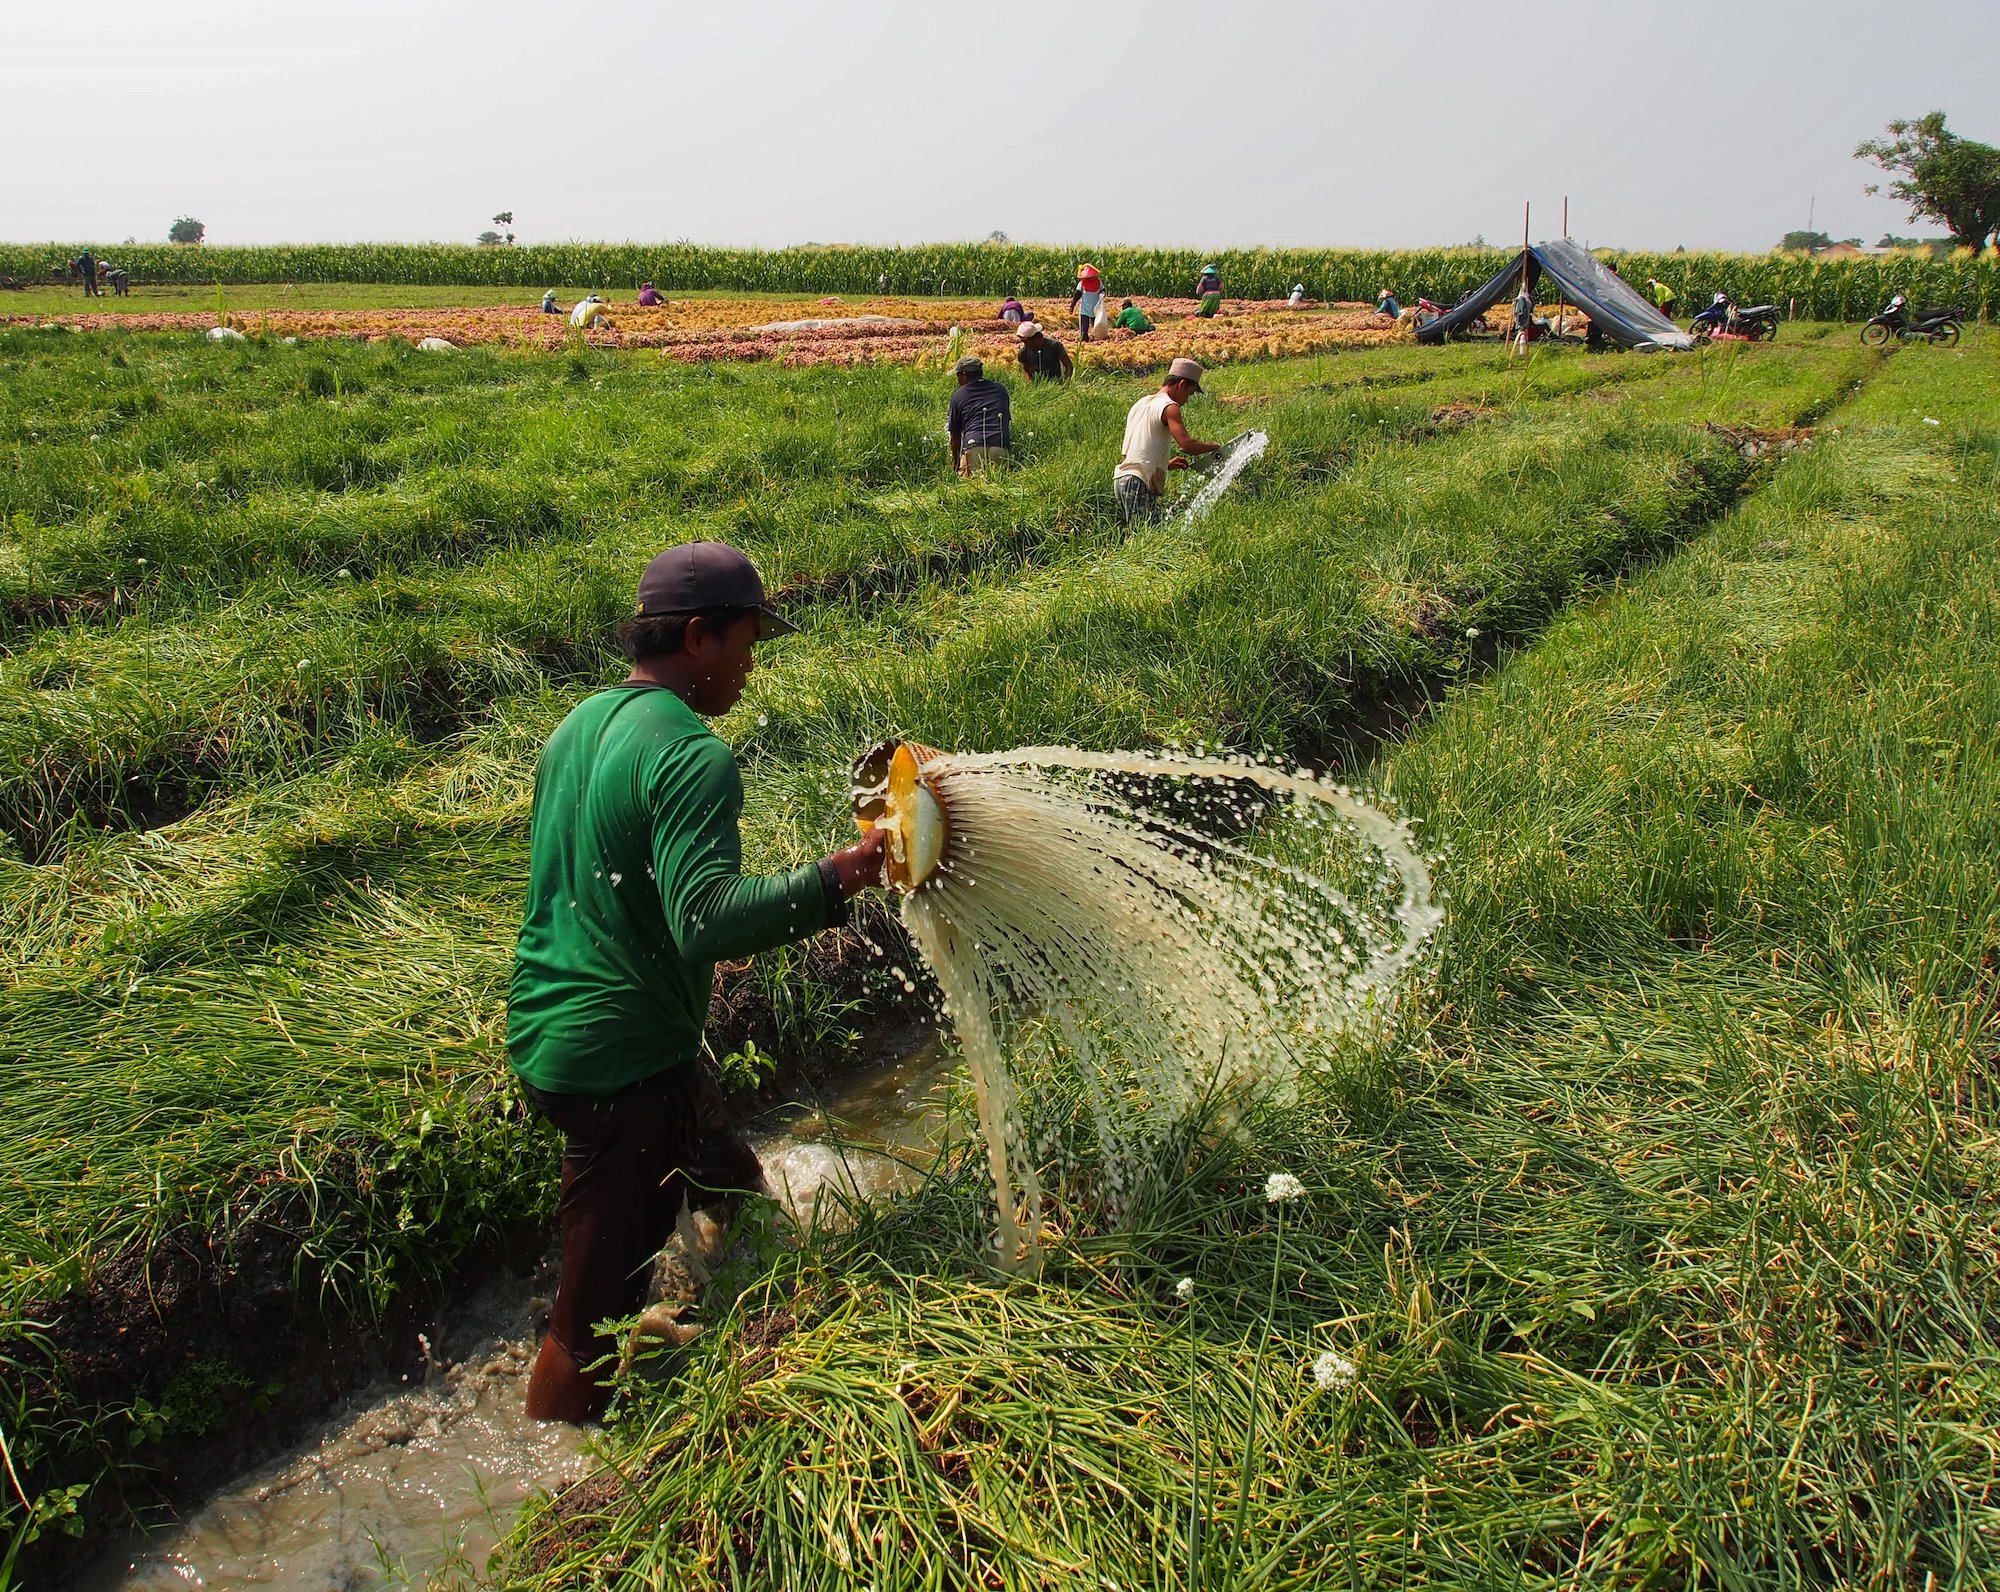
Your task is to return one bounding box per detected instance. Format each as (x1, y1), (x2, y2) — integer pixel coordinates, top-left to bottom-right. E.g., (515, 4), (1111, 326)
(1264, 1171), (1306, 1204)
(1311, 1350), (1357, 1391)
(1174, 1277), (1195, 1303)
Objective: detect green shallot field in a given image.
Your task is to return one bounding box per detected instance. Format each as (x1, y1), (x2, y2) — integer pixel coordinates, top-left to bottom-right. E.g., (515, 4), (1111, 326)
(1, 320), (1994, 1587)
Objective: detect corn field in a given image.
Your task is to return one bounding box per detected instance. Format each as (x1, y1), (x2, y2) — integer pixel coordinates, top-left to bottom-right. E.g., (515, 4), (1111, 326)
(5, 241), (1994, 319)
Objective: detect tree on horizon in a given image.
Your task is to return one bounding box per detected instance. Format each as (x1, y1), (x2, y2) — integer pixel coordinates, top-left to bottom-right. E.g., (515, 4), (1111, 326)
(1856, 112), (2000, 250)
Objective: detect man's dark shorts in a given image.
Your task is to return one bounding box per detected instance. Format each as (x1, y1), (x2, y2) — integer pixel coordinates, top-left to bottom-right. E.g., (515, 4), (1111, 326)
(524, 1065), (763, 1376)
(1115, 472), (1162, 525)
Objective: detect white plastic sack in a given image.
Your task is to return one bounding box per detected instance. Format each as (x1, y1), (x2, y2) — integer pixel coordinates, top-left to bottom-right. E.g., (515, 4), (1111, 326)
(207, 326), (246, 342)
(416, 337), (456, 352)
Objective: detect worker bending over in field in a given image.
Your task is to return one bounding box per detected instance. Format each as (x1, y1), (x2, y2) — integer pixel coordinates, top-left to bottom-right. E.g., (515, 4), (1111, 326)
(948, 356), (1012, 475)
(1113, 299), (1154, 334)
(1114, 357), (1218, 524)
(638, 282), (661, 307)
(508, 543), (886, 1423)
(1193, 263), (1222, 318)
(1015, 321), (1073, 382)
(541, 289), (560, 314)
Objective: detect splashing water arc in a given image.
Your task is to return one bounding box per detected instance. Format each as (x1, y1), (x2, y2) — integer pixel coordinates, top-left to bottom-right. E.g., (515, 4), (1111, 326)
(855, 744), (1442, 1270)
(1179, 428), (1269, 523)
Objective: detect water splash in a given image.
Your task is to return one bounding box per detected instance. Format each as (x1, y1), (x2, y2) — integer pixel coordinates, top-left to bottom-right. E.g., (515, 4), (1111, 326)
(1177, 429), (1269, 523)
(885, 746), (1441, 1270)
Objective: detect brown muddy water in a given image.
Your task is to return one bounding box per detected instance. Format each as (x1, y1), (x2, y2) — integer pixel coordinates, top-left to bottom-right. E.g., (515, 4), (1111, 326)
(78, 1041), (957, 1590)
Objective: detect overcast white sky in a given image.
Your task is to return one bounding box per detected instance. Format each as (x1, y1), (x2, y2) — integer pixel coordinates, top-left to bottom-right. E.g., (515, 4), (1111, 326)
(4, 0), (1994, 252)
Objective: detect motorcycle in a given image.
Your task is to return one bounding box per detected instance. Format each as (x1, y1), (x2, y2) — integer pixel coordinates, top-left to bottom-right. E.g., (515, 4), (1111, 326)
(1861, 303), (1964, 347)
(1691, 303), (1779, 342)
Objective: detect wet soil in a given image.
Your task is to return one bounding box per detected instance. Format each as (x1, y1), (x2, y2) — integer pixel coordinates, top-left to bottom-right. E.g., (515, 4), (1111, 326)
(18, 919), (924, 1586)
(26, 1215), (545, 1586)
(74, 1261), (585, 1591)
(67, 1035), (955, 1589)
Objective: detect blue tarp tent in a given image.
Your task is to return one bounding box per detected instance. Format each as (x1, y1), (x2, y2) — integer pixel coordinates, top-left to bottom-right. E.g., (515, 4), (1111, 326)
(1417, 239), (1694, 351)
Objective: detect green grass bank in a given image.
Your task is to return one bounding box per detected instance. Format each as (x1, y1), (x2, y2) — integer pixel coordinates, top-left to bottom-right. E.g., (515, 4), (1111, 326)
(493, 342), (1999, 1587)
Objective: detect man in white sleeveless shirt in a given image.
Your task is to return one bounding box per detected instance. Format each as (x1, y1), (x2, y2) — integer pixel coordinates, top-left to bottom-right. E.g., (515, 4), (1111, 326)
(1113, 357), (1220, 523)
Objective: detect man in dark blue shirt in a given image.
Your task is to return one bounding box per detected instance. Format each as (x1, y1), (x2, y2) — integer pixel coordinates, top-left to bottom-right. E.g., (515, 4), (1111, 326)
(947, 356), (1012, 476)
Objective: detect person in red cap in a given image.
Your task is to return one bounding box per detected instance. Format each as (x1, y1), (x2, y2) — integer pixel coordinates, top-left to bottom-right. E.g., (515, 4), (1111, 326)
(1069, 263), (1105, 342)
(508, 541), (886, 1422)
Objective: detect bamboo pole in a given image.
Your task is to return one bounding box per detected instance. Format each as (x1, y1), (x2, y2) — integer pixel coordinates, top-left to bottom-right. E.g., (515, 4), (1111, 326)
(1555, 196), (1569, 336)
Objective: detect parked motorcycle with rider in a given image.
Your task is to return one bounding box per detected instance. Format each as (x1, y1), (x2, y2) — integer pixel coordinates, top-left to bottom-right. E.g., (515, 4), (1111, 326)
(1690, 293), (1779, 342)
(1861, 293), (1963, 346)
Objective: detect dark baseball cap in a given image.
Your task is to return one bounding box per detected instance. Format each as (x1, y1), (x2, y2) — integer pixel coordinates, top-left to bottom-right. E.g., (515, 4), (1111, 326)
(634, 542), (796, 637)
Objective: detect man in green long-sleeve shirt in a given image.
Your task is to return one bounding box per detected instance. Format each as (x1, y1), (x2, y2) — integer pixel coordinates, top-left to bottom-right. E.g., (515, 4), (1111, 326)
(510, 541), (885, 1422)
(1112, 299), (1154, 334)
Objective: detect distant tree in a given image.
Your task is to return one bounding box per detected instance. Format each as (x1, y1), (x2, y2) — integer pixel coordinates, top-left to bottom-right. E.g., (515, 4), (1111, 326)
(476, 230), (505, 247)
(1878, 233), (1953, 255)
(1856, 111), (2000, 250)
(168, 216), (205, 245)
(985, 230), (1009, 244)
(1780, 229), (1833, 252)
(492, 210), (515, 245)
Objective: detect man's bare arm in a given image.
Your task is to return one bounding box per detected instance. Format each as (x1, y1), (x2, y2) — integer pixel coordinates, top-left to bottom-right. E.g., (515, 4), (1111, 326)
(1164, 402), (1219, 455)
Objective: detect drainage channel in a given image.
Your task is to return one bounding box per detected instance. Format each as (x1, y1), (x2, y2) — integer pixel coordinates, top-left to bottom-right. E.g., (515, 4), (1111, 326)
(79, 1039), (958, 1590)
